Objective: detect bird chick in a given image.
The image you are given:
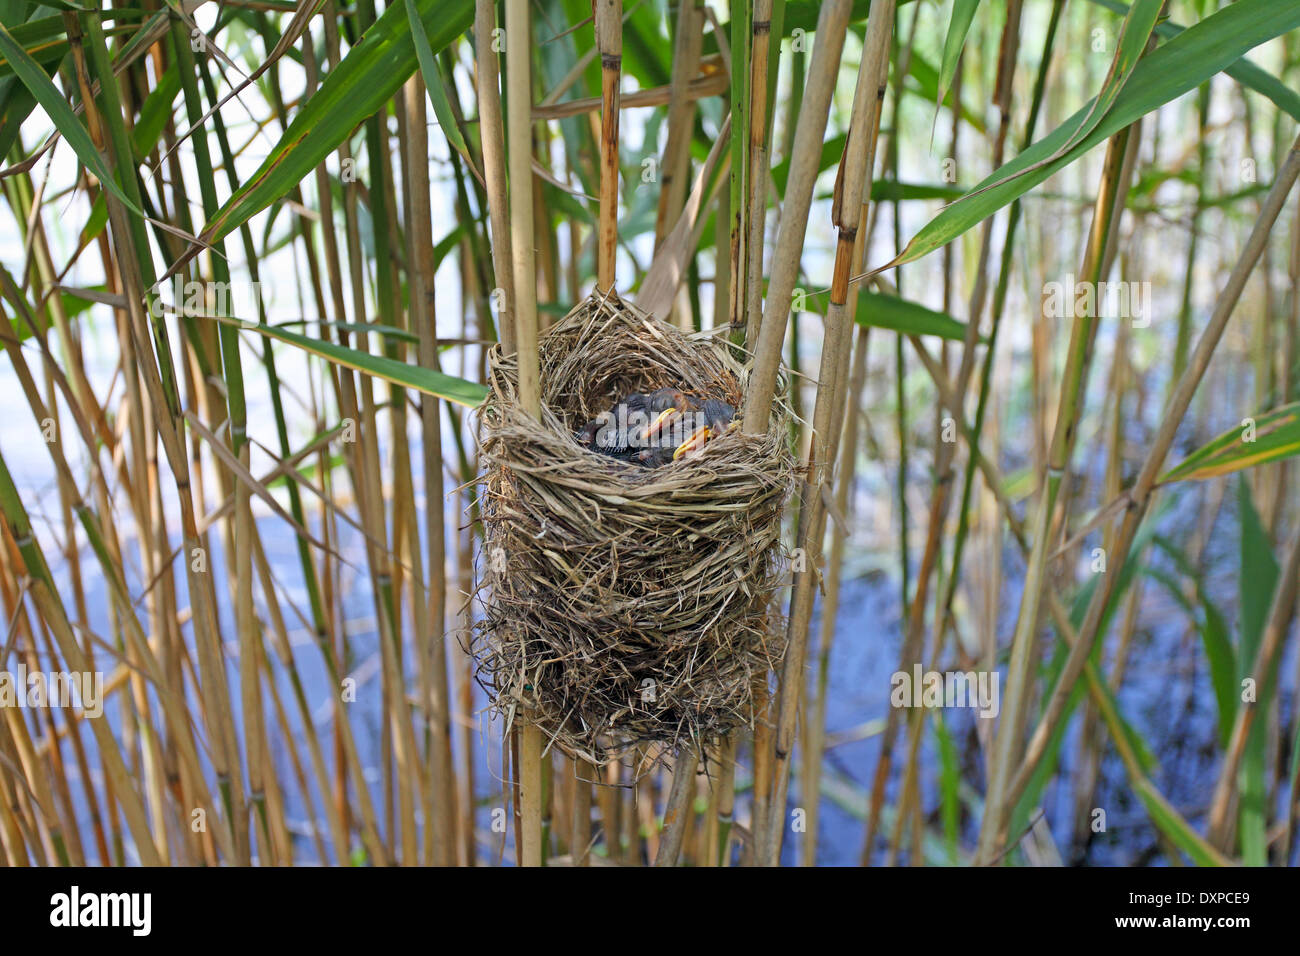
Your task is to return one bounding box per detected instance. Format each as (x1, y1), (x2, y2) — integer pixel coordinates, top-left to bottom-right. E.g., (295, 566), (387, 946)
(575, 391), (657, 460)
(638, 388), (694, 443)
(635, 444), (678, 468)
(672, 398), (737, 460)
(575, 389), (731, 468)
(646, 387), (694, 413)
(700, 399), (736, 432)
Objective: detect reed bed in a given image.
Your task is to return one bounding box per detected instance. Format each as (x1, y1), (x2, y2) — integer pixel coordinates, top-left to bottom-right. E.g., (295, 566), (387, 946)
(0, 0), (1298, 871)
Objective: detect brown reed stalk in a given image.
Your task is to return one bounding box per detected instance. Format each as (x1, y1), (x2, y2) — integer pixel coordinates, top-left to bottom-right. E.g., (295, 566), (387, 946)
(504, 0), (544, 867)
(653, 747), (697, 866)
(741, 0), (852, 435)
(595, 0), (622, 292)
(741, 0), (774, 353)
(477, 0), (515, 353)
(759, 0), (895, 867)
(403, 75), (459, 865)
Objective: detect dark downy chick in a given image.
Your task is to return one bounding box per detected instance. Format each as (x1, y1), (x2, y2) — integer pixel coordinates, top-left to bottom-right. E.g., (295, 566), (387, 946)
(700, 399), (735, 432)
(647, 387), (694, 414)
(577, 389), (730, 468)
(638, 388), (694, 443)
(576, 392), (653, 460)
(635, 389), (701, 466)
(668, 398), (734, 460)
(635, 443), (677, 468)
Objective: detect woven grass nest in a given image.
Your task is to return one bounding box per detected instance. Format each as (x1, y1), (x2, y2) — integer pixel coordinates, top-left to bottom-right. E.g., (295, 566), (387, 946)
(474, 290), (795, 766)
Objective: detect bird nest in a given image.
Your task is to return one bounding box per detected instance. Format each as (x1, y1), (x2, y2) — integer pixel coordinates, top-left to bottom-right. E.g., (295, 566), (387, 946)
(473, 290), (795, 766)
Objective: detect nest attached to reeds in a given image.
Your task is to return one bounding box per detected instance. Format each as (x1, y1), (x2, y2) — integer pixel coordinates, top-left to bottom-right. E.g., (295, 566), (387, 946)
(473, 290), (795, 766)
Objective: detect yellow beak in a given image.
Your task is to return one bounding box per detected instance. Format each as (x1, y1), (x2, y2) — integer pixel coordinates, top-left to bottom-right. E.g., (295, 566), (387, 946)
(673, 425), (711, 460)
(641, 406), (679, 441)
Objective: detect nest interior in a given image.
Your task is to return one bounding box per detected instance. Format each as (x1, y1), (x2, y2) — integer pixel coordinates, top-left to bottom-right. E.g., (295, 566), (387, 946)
(474, 290), (794, 766)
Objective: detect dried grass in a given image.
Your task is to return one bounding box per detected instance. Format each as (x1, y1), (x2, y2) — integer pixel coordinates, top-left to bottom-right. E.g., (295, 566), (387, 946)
(473, 290), (794, 766)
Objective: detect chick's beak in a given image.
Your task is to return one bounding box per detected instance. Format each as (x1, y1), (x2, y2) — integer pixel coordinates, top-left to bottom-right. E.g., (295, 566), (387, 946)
(641, 406), (679, 441)
(673, 425), (711, 460)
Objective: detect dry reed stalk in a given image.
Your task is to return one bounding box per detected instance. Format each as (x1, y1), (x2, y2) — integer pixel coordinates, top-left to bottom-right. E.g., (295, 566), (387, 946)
(1067, 312), (1140, 849)
(477, 0), (516, 355)
(403, 75), (458, 866)
(571, 757), (593, 865)
(457, 461), (480, 865)
(927, 19), (1065, 830)
(205, 69), (325, 864)
(654, 747), (697, 866)
(304, 11), (392, 863)
(506, 2), (540, 416)
(759, 0), (895, 867)
(638, 757), (660, 861)
(596, 761), (623, 862)
(533, 125), (561, 314)
(748, 673), (771, 867)
(340, 112), (405, 866)
(357, 29), (421, 862)
(505, 0), (543, 867)
(69, 14), (243, 864)
(857, 1), (931, 864)
(653, 0), (703, 250)
(725, 0), (750, 344)
(801, 324), (869, 865)
(741, 0), (852, 435)
(713, 173), (731, 333)
(187, 26), (274, 861)
(713, 734), (737, 865)
(392, 91), (437, 864)
(595, 0), (622, 292)
(741, 0), (774, 353)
